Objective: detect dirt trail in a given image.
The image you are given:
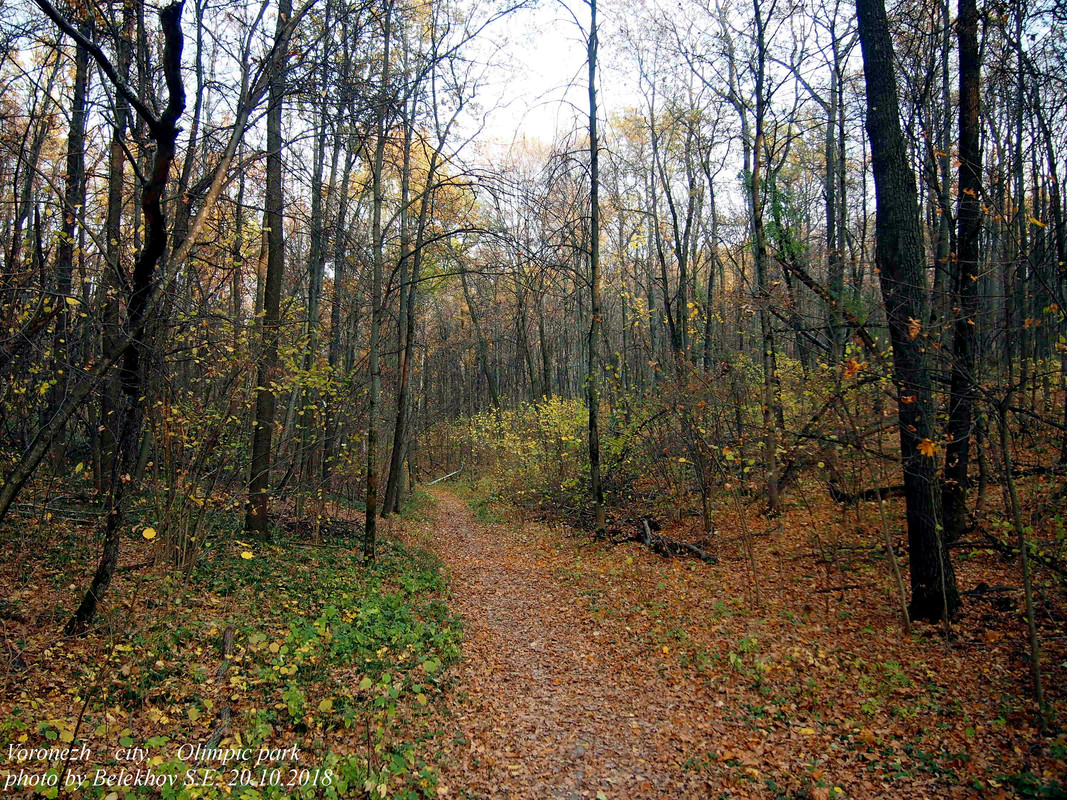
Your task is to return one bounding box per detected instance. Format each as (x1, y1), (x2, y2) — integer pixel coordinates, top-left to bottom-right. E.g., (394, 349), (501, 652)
(424, 491), (719, 799)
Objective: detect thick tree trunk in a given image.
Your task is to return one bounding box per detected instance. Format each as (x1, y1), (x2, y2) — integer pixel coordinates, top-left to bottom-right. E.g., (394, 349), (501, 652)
(856, 0), (960, 621)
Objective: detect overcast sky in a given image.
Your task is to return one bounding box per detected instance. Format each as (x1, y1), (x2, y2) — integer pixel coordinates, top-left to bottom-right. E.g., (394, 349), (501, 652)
(467, 0), (641, 155)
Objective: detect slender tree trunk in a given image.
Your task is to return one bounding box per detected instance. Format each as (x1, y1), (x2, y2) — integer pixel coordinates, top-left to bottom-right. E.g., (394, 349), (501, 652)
(365, 0), (393, 563)
(587, 0), (605, 536)
(826, 50), (845, 363)
(384, 89), (417, 517)
(297, 30), (334, 517)
(99, 3), (132, 492)
(943, 0), (982, 541)
(460, 270), (501, 410)
(752, 0), (780, 513)
(48, 23), (91, 466)
(323, 151), (355, 490)
(245, 0), (292, 537)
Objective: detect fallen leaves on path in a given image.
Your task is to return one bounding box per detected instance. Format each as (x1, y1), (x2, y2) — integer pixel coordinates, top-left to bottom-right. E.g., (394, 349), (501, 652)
(411, 490), (1065, 800)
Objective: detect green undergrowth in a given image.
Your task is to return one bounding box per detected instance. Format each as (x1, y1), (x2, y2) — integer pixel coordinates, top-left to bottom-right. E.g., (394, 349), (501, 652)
(446, 475), (507, 525)
(1, 493), (461, 800)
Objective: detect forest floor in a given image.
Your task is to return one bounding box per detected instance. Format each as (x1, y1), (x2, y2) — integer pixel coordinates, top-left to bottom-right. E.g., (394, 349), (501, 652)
(411, 489), (1066, 800)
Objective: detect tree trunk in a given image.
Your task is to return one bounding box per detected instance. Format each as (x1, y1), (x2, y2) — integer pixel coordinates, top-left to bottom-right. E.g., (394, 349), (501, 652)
(752, 0), (781, 514)
(587, 0), (605, 536)
(63, 1), (185, 634)
(48, 22), (91, 467)
(943, 0), (982, 541)
(856, 0), (960, 621)
(245, 0), (292, 537)
(365, 0), (393, 562)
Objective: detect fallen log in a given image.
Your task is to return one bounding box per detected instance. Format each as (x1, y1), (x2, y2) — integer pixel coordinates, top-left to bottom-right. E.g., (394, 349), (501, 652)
(829, 482), (906, 504)
(215, 625), (236, 681)
(3, 640), (28, 672)
(204, 625), (237, 751)
(616, 520), (717, 564)
(203, 707), (232, 752)
(976, 529), (1067, 579)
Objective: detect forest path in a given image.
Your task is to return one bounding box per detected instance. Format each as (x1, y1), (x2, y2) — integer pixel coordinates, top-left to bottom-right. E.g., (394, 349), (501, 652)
(421, 490), (721, 800)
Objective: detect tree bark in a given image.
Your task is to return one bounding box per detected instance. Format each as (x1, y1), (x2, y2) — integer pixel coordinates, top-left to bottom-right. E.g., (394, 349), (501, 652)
(365, 0), (394, 562)
(63, 1), (185, 634)
(587, 0), (605, 536)
(245, 0), (293, 537)
(943, 0), (982, 541)
(855, 0), (960, 621)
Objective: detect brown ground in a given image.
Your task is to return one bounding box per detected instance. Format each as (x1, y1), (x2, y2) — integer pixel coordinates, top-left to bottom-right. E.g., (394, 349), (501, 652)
(414, 489), (1066, 800)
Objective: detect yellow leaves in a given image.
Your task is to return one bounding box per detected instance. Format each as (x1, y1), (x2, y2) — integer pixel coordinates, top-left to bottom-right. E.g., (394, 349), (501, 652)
(241, 551), (254, 559)
(799, 727), (816, 736)
(918, 438), (937, 458)
(142, 527), (157, 540)
(318, 697), (334, 712)
(1029, 217), (1047, 228)
(64, 296), (80, 306)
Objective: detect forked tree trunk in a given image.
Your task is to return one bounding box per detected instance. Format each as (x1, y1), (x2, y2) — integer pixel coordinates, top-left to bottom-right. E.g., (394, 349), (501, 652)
(57, 0), (186, 634)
